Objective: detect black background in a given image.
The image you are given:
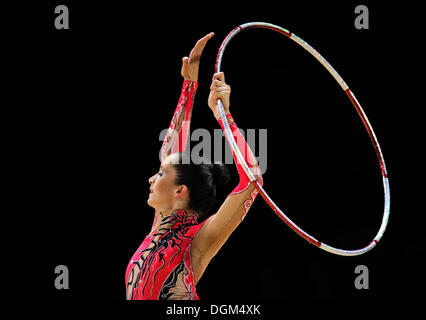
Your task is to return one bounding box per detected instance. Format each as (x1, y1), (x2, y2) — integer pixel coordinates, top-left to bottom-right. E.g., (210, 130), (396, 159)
(16, 0), (424, 315)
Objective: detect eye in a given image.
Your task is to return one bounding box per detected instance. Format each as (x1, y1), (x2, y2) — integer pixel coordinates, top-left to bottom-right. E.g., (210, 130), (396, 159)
(158, 171), (163, 177)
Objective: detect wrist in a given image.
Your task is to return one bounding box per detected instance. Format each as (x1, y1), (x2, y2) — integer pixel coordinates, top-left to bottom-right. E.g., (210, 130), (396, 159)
(182, 80), (198, 93)
(213, 110), (221, 120)
(214, 110), (231, 121)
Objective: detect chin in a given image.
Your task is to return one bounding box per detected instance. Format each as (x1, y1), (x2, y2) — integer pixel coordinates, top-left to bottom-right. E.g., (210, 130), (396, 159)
(147, 198), (153, 207)
(147, 197), (158, 210)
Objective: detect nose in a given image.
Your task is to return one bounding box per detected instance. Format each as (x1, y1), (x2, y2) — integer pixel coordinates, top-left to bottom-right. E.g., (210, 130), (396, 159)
(148, 175), (156, 185)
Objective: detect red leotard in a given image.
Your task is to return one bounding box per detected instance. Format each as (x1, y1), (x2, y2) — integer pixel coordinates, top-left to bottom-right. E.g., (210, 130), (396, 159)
(125, 80), (263, 300)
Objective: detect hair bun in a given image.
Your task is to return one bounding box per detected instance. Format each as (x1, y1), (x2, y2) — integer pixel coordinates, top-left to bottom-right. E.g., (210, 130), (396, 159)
(212, 163), (230, 187)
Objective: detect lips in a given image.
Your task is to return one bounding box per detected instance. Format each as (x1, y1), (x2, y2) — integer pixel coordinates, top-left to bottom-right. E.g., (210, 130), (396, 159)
(149, 188), (153, 194)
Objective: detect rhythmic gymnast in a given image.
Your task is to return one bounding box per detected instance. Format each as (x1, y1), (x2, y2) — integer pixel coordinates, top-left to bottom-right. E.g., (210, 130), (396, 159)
(125, 32), (264, 300)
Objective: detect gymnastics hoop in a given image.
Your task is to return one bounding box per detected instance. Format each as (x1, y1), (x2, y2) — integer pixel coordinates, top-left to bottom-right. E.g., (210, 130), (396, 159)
(215, 22), (390, 256)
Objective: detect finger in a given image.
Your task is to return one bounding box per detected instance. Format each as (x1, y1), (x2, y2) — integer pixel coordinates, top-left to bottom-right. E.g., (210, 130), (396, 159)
(212, 79), (229, 88)
(214, 88), (230, 94)
(210, 83), (230, 93)
(213, 91), (230, 99)
(188, 49), (201, 63)
(213, 92), (229, 103)
(212, 72), (225, 83)
(197, 32), (215, 45)
(190, 32), (214, 60)
(211, 85), (230, 94)
(211, 79), (224, 89)
(212, 83), (229, 91)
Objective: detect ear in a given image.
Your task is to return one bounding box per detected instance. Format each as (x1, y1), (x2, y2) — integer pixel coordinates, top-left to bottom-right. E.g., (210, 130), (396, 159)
(175, 185), (189, 198)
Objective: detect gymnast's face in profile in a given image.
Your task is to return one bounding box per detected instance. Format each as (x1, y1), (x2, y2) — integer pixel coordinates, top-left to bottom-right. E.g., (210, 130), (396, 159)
(147, 153), (184, 212)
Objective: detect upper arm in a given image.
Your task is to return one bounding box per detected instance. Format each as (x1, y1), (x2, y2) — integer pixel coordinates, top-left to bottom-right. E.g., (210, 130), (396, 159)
(192, 184), (257, 262)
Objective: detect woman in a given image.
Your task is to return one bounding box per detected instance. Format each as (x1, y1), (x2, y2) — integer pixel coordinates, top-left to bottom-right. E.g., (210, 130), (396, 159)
(125, 33), (263, 300)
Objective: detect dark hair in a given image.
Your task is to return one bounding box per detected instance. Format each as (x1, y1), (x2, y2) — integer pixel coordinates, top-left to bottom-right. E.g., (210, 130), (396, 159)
(173, 153), (230, 217)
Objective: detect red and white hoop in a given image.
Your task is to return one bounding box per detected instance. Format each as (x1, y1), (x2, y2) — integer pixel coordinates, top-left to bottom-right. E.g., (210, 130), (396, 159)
(215, 22), (390, 256)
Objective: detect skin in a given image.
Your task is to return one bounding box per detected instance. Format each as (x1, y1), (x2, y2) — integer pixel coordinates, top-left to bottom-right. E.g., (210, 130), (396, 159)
(181, 32), (215, 82)
(147, 33), (251, 285)
(147, 153), (191, 216)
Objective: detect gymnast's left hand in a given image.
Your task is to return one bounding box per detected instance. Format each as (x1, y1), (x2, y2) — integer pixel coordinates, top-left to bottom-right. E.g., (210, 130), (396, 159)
(181, 32), (214, 82)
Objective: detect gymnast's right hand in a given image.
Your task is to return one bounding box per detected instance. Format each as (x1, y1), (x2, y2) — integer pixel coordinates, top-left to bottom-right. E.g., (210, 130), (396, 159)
(208, 72), (231, 119)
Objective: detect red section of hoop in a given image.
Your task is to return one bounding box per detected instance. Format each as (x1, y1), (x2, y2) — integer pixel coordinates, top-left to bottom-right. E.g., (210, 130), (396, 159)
(244, 24), (292, 38)
(345, 89), (388, 179)
(252, 181), (322, 247)
(215, 26), (241, 73)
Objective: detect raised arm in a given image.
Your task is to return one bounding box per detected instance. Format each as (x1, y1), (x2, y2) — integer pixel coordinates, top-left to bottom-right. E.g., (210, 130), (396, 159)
(192, 72), (263, 263)
(160, 32), (215, 163)
(151, 33), (214, 231)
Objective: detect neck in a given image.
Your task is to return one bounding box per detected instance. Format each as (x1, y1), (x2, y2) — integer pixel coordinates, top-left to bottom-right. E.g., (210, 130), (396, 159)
(160, 207), (197, 218)
(159, 200), (194, 218)
(150, 207), (197, 234)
